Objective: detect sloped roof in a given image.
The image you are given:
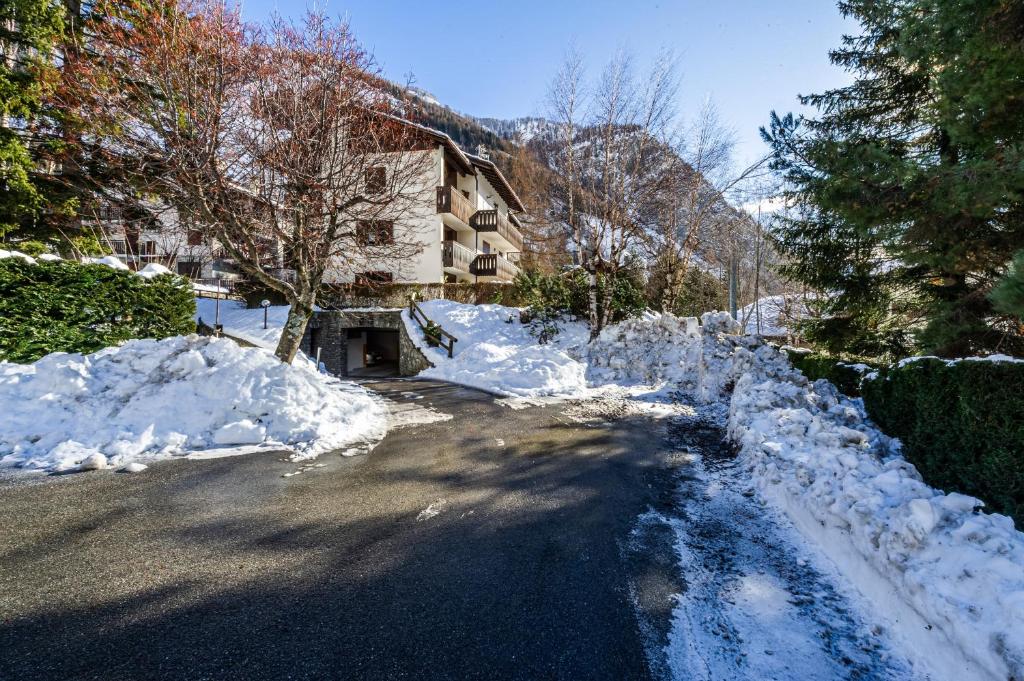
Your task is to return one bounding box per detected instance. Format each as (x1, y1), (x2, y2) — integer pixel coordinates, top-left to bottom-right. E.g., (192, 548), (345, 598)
(466, 153), (525, 213)
(377, 112), (525, 213)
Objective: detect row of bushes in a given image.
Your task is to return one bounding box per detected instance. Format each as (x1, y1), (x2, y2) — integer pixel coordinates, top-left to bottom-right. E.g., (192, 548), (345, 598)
(785, 348), (1023, 525)
(861, 359), (1024, 526)
(784, 349), (875, 397)
(0, 258), (196, 363)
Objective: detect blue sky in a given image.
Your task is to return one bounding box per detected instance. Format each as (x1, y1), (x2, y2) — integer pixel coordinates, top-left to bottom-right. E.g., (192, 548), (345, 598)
(241, 1), (856, 167)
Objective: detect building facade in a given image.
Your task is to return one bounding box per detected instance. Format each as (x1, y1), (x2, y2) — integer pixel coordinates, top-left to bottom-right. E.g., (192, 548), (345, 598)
(92, 121), (527, 287)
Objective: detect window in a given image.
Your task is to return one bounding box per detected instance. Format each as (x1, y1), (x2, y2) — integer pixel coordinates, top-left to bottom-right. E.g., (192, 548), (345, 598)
(356, 220), (394, 246)
(110, 240), (127, 255)
(355, 271), (393, 286)
(176, 260), (202, 278)
(365, 166), (386, 194)
(481, 240), (491, 254)
(187, 229), (203, 246)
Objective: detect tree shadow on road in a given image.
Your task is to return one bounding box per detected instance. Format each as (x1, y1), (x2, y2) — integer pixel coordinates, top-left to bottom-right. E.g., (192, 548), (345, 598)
(0, 396), (696, 681)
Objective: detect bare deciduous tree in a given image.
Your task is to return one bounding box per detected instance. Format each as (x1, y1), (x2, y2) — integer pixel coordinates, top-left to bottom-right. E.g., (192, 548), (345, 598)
(546, 48), (679, 337)
(61, 0), (434, 362)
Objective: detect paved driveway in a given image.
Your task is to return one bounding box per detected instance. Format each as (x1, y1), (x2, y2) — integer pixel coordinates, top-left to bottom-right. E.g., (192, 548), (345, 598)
(0, 380), (682, 681)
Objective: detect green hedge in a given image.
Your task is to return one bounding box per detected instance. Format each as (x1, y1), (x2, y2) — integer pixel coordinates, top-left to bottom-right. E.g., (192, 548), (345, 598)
(862, 359), (1024, 525)
(785, 349), (875, 397)
(0, 258), (196, 363)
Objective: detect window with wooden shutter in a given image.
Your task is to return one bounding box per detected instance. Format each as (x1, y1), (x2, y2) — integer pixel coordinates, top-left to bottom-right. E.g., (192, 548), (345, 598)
(356, 220), (394, 246)
(365, 166), (386, 194)
(355, 271), (393, 286)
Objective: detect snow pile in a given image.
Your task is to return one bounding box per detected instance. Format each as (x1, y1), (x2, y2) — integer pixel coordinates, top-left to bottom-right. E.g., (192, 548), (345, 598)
(585, 312), (701, 388)
(194, 298), (291, 350)
(0, 335), (387, 472)
(725, 342), (1024, 680)
(402, 300), (590, 398)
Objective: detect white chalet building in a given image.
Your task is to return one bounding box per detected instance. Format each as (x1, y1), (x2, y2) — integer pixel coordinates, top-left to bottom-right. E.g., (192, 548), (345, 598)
(326, 124), (526, 286)
(93, 122), (527, 287)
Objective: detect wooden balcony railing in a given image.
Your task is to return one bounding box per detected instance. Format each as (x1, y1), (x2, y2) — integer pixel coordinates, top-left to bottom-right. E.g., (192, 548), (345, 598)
(470, 253), (520, 281)
(442, 240), (474, 273)
(436, 185), (474, 226)
(470, 209), (524, 252)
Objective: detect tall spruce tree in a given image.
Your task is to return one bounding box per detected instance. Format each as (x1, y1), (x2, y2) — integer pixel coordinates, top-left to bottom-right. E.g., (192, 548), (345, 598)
(763, 0), (1024, 358)
(0, 0), (63, 239)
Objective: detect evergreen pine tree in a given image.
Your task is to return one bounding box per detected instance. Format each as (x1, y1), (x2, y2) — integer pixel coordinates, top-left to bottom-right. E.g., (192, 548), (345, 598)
(0, 0), (63, 239)
(763, 0), (1024, 358)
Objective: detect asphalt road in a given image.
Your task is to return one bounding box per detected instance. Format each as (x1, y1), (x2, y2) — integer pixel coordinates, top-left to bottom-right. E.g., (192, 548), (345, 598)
(0, 380), (683, 681)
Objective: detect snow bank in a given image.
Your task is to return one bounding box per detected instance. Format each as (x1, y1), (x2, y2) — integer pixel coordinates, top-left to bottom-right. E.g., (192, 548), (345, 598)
(398, 298), (1022, 679)
(401, 300), (590, 398)
(585, 312), (701, 389)
(194, 298), (291, 350)
(0, 335), (387, 473)
(723, 342), (1024, 680)
(137, 262), (173, 279)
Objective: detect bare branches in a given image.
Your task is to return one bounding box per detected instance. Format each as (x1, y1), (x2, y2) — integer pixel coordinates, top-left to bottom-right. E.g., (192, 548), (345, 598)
(60, 0), (433, 362)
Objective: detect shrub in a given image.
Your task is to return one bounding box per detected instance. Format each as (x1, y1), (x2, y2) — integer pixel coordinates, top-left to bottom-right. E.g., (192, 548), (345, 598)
(862, 358), (1024, 525)
(507, 268), (646, 326)
(784, 349), (876, 397)
(0, 258), (196, 363)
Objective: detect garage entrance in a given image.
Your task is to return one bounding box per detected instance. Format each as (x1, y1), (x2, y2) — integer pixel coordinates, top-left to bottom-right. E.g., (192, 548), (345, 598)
(345, 328), (400, 377)
(301, 309), (431, 378)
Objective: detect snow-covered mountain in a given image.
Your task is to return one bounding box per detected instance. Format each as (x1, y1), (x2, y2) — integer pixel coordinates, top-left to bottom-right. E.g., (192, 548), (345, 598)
(473, 116), (563, 144)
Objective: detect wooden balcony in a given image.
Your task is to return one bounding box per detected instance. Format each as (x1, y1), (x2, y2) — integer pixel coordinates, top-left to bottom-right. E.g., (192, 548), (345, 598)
(442, 240), (474, 273)
(436, 185), (474, 227)
(470, 253), (520, 281)
(470, 209), (524, 252)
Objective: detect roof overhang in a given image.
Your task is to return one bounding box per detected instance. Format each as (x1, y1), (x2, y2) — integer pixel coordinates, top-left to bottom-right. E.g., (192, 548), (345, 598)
(468, 155), (526, 213)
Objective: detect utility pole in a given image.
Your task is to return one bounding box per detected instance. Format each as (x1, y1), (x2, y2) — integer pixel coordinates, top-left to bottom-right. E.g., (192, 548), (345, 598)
(728, 252), (738, 320)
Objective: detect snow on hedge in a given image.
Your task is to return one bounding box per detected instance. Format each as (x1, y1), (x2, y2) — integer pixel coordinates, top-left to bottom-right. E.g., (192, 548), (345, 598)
(722, 342), (1024, 681)
(0, 335), (387, 473)
(401, 300), (590, 398)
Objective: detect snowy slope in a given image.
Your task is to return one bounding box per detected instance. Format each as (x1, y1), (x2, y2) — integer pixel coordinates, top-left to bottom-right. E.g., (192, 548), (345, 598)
(401, 300), (590, 398)
(194, 298), (291, 350)
(0, 336), (387, 473)
(739, 294), (815, 336)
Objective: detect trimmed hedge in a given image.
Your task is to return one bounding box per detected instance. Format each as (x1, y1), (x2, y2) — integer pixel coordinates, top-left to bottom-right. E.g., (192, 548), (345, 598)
(862, 359), (1024, 525)
(0, 258), (196, 363)
(785, 349), (875, 397)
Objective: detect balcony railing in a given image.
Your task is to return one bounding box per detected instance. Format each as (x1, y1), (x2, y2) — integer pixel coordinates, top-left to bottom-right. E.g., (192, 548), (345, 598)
(442, 240), (474, 273)
(470, 209), (524, 252)
(470, 253), (520, 281)
(436, 185), (474, 227)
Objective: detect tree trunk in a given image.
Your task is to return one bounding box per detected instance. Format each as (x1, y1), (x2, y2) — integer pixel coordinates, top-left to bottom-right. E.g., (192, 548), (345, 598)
(274, 297), (314, 364)
(587, 270), (601, 340)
